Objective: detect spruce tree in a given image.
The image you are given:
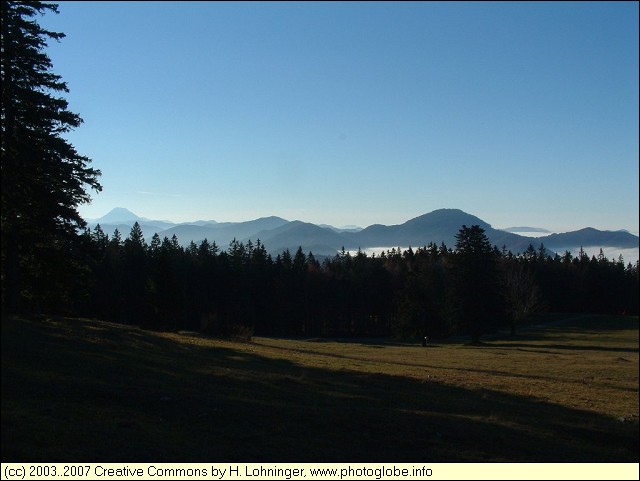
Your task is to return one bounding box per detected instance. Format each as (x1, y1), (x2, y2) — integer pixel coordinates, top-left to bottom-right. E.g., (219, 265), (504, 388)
(1, 1), (101, 313)
(452, 225), (501, 344)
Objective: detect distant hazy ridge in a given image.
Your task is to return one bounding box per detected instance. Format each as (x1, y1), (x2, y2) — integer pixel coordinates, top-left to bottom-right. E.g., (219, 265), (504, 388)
(88, 208), (639, 258)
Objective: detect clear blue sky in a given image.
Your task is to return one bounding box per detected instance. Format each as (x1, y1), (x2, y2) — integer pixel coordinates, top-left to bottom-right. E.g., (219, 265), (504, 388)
(41, 1), (638, 233)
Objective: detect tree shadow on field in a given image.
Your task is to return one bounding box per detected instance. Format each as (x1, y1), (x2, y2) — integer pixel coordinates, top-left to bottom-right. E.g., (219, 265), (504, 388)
(2, 316), (638, 462)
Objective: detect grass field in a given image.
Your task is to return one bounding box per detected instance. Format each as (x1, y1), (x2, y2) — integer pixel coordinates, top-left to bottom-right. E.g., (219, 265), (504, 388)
(1, 313), (638, 462)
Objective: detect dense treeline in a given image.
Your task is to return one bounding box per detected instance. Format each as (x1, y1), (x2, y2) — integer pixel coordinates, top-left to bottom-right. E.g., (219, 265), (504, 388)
(17, 221), (635, 341)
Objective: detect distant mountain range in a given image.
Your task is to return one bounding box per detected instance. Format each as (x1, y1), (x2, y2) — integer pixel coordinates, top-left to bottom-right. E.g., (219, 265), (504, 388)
(502, 226), (552, 234)
(87, 208), (639, 258)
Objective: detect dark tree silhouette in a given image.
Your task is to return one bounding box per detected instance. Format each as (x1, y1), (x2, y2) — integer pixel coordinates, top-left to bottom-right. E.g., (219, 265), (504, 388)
(452, 225), (502, 344)
(1, 1), (101, 313)
(501, 261), (541, 335)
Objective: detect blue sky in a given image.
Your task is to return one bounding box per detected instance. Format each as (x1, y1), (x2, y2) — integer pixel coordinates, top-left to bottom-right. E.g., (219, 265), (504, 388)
(41, 1), (638, 233)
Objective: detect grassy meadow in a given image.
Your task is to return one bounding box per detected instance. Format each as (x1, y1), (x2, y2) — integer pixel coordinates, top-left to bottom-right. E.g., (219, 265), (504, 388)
(1, 313), (638, 462)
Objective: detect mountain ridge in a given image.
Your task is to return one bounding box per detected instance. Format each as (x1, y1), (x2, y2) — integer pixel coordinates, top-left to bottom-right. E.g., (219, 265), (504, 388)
(87, 207), (639, 258)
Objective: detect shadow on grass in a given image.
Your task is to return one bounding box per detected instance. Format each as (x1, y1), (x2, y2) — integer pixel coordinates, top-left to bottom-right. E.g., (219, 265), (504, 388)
(2, 316), (638, 462)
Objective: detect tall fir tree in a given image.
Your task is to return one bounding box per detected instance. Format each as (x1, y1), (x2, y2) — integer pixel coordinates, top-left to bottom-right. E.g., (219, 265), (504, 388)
(1, 1), (101, 313)
(452, 225), (502, 344)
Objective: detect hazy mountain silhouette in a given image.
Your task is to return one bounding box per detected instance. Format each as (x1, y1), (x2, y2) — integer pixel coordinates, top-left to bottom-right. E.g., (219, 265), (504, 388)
(318, 224), (363, 233)
(88, 207), (177, 235)
(502, 226), (552, 234)
(87, 207), (639, 257)
(158, 216), (289, 248)
(93, 207), (144, 224)
(537, 228), (639, 251)
(251, 221), (346, 256)
(345, 209), (491, 248)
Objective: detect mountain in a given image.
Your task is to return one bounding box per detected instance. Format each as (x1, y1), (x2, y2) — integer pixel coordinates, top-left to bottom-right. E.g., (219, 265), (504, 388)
(158, 216), (289, 248)
(318, 224), (363, 233)
(93, 207), (143, 224)
(251, 221), (345, 256)
(88, 207), (177, 235)
(345, 209), (492, 248)
(537, 228), (639, 251)
(502, 227), (552, 234)
(87, 207), (638, 258)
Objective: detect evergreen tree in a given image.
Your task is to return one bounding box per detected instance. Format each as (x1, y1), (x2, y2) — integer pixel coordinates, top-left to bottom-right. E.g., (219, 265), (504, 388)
(91, 224), (109, 252)
(149, 233), (161, 256)
(126, 222), (146, 249)
(1, 1), (101, 313)
(452, 225), (502, 344)
(122, 223), (149, 324)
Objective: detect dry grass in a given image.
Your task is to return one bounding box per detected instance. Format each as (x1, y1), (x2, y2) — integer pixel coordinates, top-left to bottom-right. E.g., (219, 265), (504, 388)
(236, 315), (638, 420)
(2, 313), (638, 462)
